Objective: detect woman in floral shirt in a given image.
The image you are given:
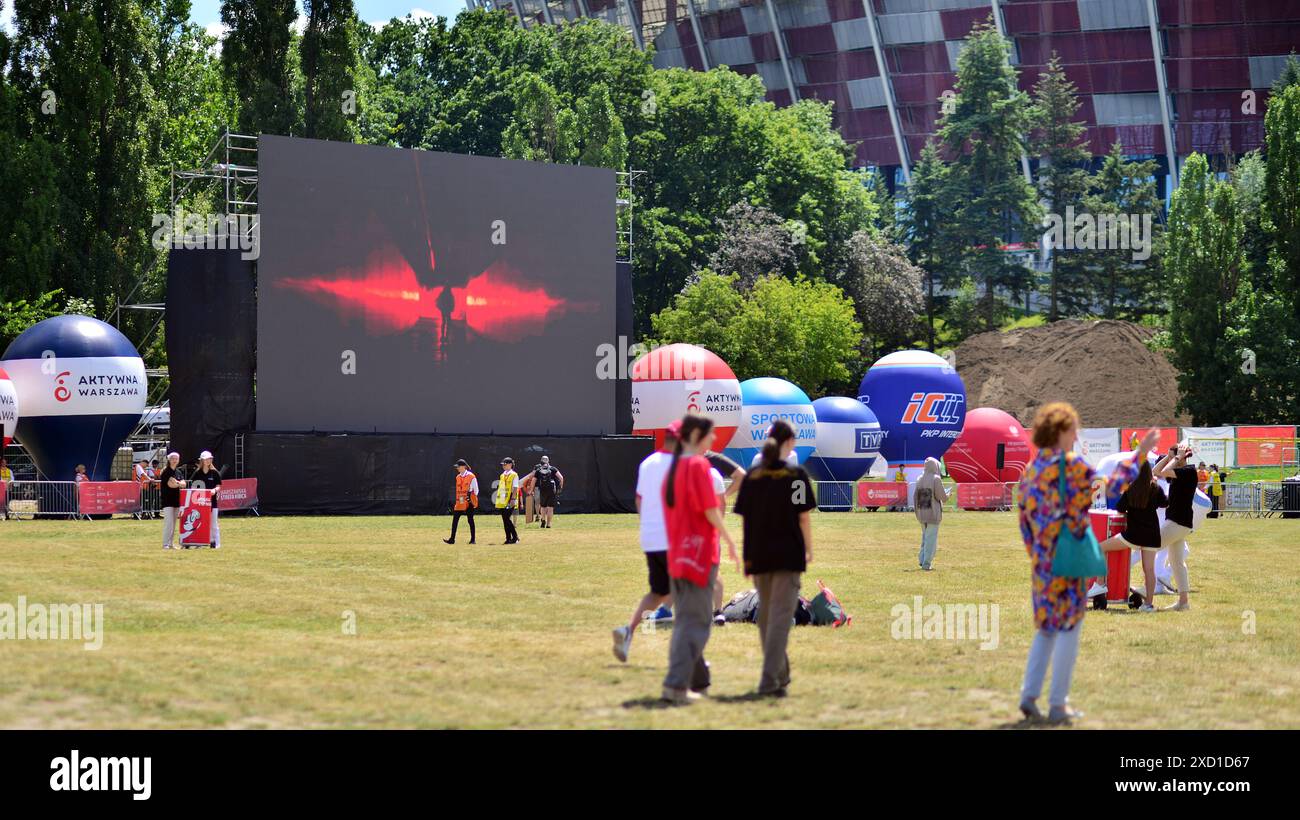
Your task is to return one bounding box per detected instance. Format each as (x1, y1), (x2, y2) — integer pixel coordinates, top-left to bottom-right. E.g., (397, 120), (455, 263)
(1016, 403), (1158, 724)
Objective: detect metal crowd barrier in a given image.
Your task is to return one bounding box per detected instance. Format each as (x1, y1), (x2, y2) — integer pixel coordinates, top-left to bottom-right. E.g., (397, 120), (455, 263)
(1, 481), (81, 519)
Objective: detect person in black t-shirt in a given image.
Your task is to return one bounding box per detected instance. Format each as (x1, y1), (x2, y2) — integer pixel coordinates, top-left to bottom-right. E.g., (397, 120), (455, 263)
(1156, 444), (1197, 610)
(704, 450), (745, 499)
(188, 450), (223, 549)
(159, 452), (188, 550)
(529, 456), (564, 528)
(733, 420), (817, 697)
(1101, 456), (1171, 610)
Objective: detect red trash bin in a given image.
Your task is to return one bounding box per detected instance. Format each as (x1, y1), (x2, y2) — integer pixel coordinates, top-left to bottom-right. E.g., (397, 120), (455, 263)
(1089, 509), (1129, 606)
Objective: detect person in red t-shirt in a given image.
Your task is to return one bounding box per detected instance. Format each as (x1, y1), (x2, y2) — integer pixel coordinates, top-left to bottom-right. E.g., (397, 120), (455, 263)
(660, 414), (739, 705)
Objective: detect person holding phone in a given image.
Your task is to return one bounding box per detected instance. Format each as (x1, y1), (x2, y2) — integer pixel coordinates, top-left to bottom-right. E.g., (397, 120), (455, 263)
(1156, 443), (1197, 611)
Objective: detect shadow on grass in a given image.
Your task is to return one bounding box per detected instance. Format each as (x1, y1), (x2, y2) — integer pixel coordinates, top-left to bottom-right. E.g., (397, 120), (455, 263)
(621, 696), (678, 710)
(994, 717), (1075, 730)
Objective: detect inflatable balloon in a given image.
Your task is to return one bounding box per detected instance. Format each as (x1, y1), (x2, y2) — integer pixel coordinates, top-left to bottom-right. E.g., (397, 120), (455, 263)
(0, 366), (17, 448)
(857, 350), (966, 483)
(722, 377), (817, 467)
(807, 396), (881, 482)
(631, 343), (741, 449)
(944, 407), (1032, 483)
(1, 315), (147, 481)
(806, 396), (881, 512)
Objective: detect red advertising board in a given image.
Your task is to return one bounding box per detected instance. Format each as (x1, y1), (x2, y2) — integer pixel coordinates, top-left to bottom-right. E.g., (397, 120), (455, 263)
(216, 478), (259, 511)
(1235, 425), (1297, 466)
(77, 481), (143, 515)
(1121, 427), (1177, 454)
(956, 482), (1013, 510)
(0, 480), (6, 511)
(179, 488), (213, 547)
(857, 481), (908, 507)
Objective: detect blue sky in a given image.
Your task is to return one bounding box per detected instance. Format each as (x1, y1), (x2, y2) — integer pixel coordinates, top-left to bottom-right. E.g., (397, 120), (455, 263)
(2, 2), (472, 35)
(189, 1), (469, 33)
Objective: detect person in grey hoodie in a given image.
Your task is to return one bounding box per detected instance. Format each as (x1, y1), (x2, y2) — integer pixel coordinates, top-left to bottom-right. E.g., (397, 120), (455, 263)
(914, 457), (949, 570)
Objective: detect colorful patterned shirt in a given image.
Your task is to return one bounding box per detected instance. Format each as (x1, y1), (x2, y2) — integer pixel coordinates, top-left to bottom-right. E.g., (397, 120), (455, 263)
(1017, 447), (1140, 632)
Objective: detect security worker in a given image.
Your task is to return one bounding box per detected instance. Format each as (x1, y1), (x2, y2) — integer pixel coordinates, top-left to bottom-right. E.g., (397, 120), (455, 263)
(444, 459), (478, 544)
(495, 457), (521, 544)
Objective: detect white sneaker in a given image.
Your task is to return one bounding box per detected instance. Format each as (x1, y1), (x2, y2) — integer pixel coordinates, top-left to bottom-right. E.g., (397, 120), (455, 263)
(612, 627), (631, 662)
(1138, 603), (1155, 612)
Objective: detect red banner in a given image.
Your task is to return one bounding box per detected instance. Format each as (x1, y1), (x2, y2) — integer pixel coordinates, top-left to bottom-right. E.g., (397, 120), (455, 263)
(956, 482), (1013, 510)
(180, 489), (214, 547)
(857, 481), (908, 507)
(1235, 425), (1297, 466)
(77, 481), (142, 515)
(0, 480), (6, 511)
(216, 478), (259, 511)
(1121, 427), (1178, 454)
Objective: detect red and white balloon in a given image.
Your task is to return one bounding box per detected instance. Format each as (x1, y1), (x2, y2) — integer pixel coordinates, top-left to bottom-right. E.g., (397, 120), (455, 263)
(631, 343), (742, 449)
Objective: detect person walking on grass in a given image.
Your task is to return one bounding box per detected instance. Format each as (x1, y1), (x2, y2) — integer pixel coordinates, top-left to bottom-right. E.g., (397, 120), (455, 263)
(914, 456), (948, 570)
(733, 420), (816, 697)
(443, 459), (477, 545)
(1016, 403), (1157, 725)
(494, 457), (521, 544)
(660, 414), (739, 705)
(1155, 443), (1197, 611)
(1100, 456), (1171, 611)
(613, 421), (681, 663)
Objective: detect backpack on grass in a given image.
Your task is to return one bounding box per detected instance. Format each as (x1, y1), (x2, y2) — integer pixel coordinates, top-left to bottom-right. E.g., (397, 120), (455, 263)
(810, 579), (851, 627)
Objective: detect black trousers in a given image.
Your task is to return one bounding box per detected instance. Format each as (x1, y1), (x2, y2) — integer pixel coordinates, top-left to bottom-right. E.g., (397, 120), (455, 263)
(450, 508), (476, 542)
(1209, 493), (1220, 518)
(500, 508), (518, 542)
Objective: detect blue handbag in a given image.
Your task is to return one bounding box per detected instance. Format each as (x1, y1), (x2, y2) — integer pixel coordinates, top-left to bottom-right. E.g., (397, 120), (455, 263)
(1051, 453), (1106, 579)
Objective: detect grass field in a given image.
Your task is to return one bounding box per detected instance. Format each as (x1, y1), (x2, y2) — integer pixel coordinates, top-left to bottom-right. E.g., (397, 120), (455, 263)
(0, 510), (1296, 729)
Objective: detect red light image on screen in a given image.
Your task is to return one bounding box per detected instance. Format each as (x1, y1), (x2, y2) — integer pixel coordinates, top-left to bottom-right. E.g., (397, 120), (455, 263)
(277, 249), (586, 354)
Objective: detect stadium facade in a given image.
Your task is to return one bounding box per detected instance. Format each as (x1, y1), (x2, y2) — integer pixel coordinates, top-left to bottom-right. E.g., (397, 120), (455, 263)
(473, 0), (1300, 195)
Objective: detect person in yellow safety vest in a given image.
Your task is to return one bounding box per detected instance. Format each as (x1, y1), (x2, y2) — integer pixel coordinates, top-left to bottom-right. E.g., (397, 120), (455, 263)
(1208, 463), (1225, 518)
(495, 457), (520, 545)
(443, 459), (478, 545)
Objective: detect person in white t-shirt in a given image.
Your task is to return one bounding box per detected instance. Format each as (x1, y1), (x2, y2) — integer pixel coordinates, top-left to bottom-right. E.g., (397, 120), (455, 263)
(612, 422), (682, 663)
(748, 422), (799, 468)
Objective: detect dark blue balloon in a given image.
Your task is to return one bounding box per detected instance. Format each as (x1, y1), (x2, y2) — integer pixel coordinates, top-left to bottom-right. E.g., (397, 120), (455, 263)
(2, 315), (147, 481)
(857, 350), (966, 469)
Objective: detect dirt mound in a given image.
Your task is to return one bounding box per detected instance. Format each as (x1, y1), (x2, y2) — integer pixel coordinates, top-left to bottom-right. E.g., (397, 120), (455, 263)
(954, 319), (1188, 428)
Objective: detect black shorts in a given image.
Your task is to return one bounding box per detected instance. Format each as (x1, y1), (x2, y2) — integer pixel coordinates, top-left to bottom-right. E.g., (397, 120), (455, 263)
(645, 551), (670, 596)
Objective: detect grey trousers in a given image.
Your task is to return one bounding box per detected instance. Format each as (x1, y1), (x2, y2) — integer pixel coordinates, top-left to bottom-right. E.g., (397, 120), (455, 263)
(754, 571), (800, 693)
(162, 506), (178, 547)
(664, 564), (718, 692)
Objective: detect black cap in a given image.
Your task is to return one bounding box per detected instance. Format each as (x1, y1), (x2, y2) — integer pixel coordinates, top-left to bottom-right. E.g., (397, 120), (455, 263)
(501, 457), (514, 464)
(454, 459), (468, 467)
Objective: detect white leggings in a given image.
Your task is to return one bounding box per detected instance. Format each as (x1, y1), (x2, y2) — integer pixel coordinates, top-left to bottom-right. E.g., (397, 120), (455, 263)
(162, 507), (178, 547)
(1020, 625), (1082, 708)
(1159, 521), (1191, 595)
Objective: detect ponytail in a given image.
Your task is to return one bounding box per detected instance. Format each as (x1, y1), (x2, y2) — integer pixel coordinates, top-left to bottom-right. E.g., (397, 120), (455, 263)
(665, 413), (714, 508)
(760, 420), (796, 470)
(665, 437), (685, 508)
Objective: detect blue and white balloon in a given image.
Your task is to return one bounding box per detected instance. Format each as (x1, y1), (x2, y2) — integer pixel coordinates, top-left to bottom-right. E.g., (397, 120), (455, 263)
(858, 350), (966, 481)
(807, 396), (881, 482)
(722, 377), (817, 467)
(2, 315), (147, 481)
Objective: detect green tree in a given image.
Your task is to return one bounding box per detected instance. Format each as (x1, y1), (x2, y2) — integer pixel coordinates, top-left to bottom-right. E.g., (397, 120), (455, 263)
(834, 231), (924, 357)
(1265, 83), (1300, 334)
(899, 141), (953, 348)
(936, 21), (1041, 330)
(1082, 143), (1162, 320)
(650, 272), (862, 395)
(1031, 55), (1091, 319)
(301, 0), (359, 141)
(706, 201), (802, 289)
(573, 83), (627, 170)
(221, 0), (299, 136)
(502, 74), (577, 163)
(1165, 153), (1251, 424)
